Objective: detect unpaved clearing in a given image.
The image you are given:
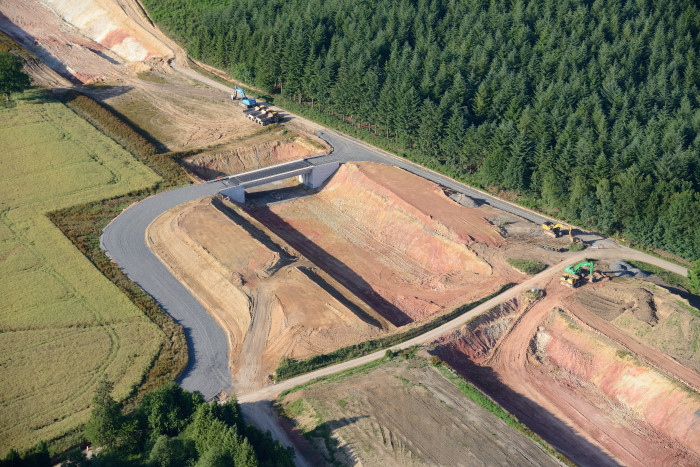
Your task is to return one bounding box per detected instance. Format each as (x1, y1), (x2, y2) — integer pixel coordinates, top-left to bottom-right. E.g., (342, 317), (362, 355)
(434, 277), (700, 466)
(0, 0), (275, 151)
(147, 196), (391, 393)
(182, 129), (328, 181)
(276, 357), (560, 466)
(250, 161), (538, 326)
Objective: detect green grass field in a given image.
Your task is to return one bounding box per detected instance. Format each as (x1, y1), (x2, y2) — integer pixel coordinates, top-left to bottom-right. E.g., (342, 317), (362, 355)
(0, 91), (163, 455)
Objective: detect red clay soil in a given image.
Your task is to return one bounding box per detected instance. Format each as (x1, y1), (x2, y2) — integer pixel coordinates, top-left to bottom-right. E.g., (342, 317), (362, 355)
(564, 296), (700, 393)
(434, 280), (700, 466)
(249, 162), (511, 326)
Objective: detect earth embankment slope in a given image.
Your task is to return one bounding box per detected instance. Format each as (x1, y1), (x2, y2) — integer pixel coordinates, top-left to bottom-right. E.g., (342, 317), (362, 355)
(434, 279), (700, 466)
(147, 196), (388, 393)
(182, 130), (327, 181)
(251, 161), (514, 326)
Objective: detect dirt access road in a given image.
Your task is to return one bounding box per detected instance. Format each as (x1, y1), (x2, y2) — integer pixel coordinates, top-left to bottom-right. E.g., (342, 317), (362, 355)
(238, 249), (688, 404)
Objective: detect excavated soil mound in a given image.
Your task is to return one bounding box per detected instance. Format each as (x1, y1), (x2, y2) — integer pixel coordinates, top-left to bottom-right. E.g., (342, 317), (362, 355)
(449, 192), (480, 208)
(148, 197), (385, 392)
(568, 279), (700, 374)
(1, 0), (172, 83)
(252, 162), (509, 326)
(541, 316), (700, 462)
(434, 287), (700, 466)
(575, 283), (658, 325)
(433, 297), (522, 364)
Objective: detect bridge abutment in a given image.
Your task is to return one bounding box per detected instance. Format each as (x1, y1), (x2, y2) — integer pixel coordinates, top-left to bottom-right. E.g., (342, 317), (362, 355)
(219, 161), (340, 204)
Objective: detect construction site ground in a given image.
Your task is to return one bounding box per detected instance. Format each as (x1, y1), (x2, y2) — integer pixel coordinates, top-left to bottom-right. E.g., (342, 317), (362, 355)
(181, 128), (328, 181)
(248, 161), (558, 327)
(147, 159), (572, 395)
(433, 271), (700, 466)
(147, 195), (393, 394)
(276, 356), (561, 466)
(0, 0), (326, 154)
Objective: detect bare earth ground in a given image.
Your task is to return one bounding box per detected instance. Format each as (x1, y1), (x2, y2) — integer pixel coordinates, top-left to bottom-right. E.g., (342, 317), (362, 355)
(250, 161), (544, 327)
(147, 196), (392, 393)
(568, 280), (700, 375)
(0, 0), (282, 152)
(434, 276), (700, 466)
(277, 357), (560, 466)
(182, 128), (328, 181)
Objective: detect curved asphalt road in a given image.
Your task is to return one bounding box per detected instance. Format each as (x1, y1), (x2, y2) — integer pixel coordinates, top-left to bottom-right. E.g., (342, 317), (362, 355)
(101, 182), (231, 399)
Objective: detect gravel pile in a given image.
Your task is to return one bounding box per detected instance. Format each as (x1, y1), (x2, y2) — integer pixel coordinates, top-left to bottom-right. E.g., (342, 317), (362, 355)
(610, 261), (650, 278)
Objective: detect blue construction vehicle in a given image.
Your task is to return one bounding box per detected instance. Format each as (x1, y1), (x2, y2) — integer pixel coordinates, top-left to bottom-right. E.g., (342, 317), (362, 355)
(232, 86), (256, 108)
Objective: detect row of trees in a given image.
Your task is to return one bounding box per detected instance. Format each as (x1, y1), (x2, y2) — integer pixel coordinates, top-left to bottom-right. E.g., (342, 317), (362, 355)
(143, 0), (700, 260)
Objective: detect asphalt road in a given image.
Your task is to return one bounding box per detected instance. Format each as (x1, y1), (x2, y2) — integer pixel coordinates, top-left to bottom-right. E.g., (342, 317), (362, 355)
(101, 182), (231, 400)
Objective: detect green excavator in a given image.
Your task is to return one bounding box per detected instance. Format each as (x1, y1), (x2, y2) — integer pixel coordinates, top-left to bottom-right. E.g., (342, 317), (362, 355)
(560, 260), (595, 288)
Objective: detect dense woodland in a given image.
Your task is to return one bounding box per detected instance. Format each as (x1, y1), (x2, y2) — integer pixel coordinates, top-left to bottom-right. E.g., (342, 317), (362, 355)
(144, 0), (700, 260)
(0, 382), (293, 466)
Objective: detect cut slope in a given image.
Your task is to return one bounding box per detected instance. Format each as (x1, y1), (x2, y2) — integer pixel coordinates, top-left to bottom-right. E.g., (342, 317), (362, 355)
(252, 161), (508, 325)
(183, 131), (326, 180)
(147, 197), (385, 393)
(435, 283), (700, 466)
(42, 0), (172, 62)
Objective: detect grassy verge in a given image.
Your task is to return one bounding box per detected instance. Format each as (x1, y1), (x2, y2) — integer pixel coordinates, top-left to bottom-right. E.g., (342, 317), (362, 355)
(432, 361), (574, 466)
(507, 258), (547, 274)
(627, 243), (692, 268)
(274, 283), (514, 381)
(625, 260), (692, 291)
(48, 91), (192, 404)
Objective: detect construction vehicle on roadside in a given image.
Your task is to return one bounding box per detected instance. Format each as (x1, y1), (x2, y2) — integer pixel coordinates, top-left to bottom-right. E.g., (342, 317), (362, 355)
(560, 260), (595, 288)
(256, 109), (280, 126)
(232, 86), (256, 108)
(542, 222), (582, 243)
(245, 105), (279, 126)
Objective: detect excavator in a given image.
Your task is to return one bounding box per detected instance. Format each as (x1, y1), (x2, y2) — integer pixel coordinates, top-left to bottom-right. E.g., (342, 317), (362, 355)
(542, 222), (581, 244)
(560, 260), (595, 288)
(232, 86), (257, 108)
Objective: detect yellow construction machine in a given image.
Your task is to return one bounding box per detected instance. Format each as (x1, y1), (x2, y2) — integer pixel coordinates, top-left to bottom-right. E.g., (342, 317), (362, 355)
(560, 261), (595, 288)
(542, 222), (581, 243)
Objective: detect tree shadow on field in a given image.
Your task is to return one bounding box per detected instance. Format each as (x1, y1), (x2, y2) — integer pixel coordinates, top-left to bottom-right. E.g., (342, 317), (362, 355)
(245, 203), (413, 327)
(431, 346), (622, 467)
(303, 415), (366, 465)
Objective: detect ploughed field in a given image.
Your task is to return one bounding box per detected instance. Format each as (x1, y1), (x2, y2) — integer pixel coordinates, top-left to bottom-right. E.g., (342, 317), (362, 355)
(276, 357), (560, 466)
(433, 275), (700, 466)
(250, 161), (519, 326)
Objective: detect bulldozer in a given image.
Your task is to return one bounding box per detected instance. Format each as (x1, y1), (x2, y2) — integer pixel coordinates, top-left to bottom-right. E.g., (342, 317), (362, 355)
(560, 260), (595, 288)
(542, 222), (581, 243)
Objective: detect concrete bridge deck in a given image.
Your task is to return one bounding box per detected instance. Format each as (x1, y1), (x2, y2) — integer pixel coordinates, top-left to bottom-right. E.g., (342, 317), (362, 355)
(215, 158), (339, 203)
